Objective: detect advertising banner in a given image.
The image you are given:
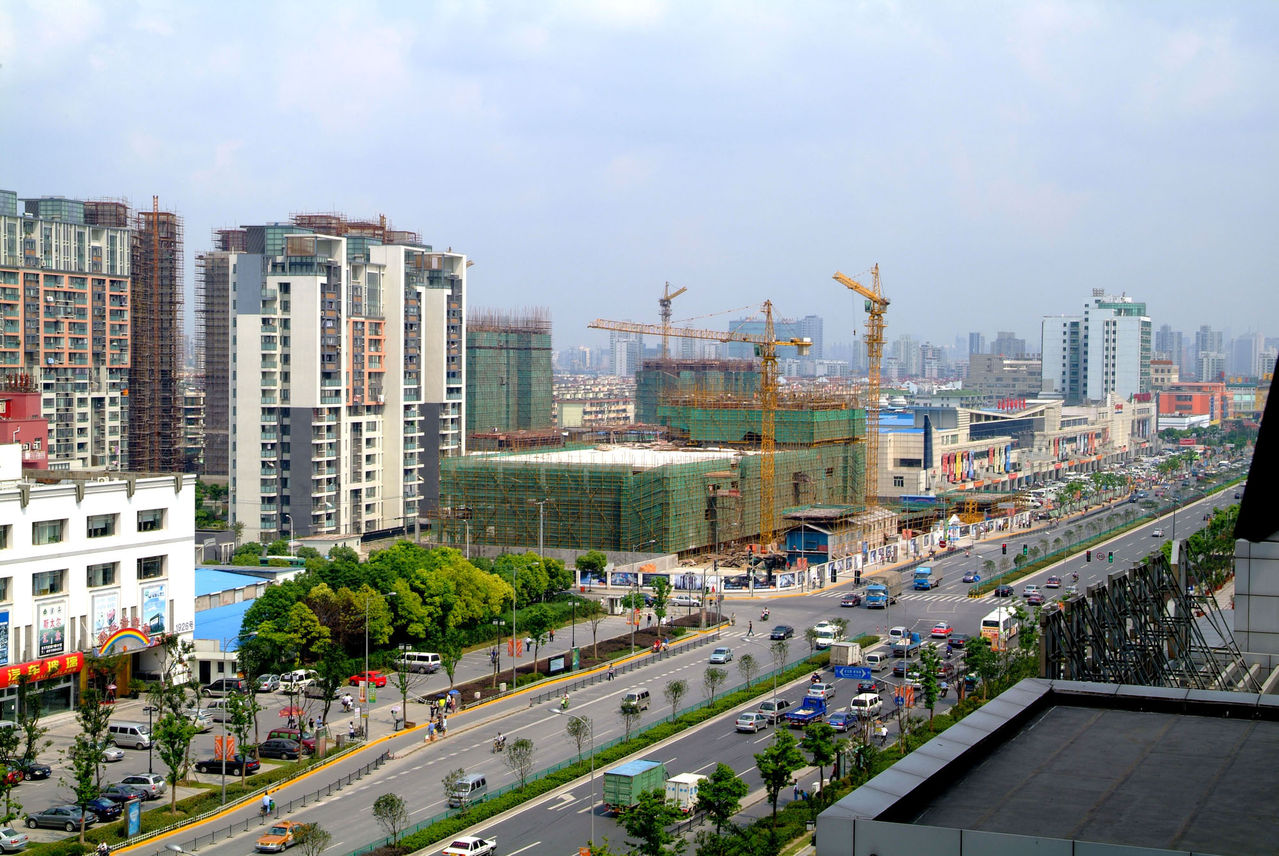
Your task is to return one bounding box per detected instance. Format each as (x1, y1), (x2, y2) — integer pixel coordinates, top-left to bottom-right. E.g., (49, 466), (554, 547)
(37, 601), (65, 657)
(0, 611), (8, 667)
(92, 592), (120, 642)
(141, 583), (166, 634)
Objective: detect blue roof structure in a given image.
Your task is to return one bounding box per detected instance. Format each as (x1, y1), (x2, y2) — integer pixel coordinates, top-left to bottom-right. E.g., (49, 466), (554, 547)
(194, 600), (253, 649)
(195, 568), (265, 597)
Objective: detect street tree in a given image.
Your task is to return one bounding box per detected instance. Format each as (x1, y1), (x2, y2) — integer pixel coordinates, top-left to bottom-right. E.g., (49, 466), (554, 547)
(294, 823), (332, 856)
(620, 703), (642, 741)
(803, 626), (820, 653)
(565, 715), (592, 762)
(737, 653), (759, 688)
(391, 666), (425, 729)
(441, 768), (468, 810)
(702, 667), (727, 706)
(0, 716), (20, 825)
(650, 577), (672, 638)
(152, 711), (198, 814)
(575, 550), (608, 581)
(521, 604), (555, 670)
(917, 644), (943, 724)
(14, 677), (50, 765)
(372, 793), (409, 845)
(437, 628), (465, 689)
(664, 679), (688, 720)
(225, 691), (262, 786)
(801, 722), (837, 813)
(830, 617), (848, 642)
(588, 602), (609, 659)
(847, 740), (877, 783)
(619, 788), (684, 856)
(964, 638), (1001, 699)
(695, 762), (748, 840)
(504, 737), (536, 789)
(313, 642), (356, 725)
(769, 639), (789, 687)
(754, 730), (806, 846)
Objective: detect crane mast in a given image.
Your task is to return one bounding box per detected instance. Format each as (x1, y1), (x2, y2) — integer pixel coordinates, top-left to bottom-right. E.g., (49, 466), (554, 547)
(833, 265), (889, 510)
(658, 282), (688, 359)
(589, 301), (810, 549)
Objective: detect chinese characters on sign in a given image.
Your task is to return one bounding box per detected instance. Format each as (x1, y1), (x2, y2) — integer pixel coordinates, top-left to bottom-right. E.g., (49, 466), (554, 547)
(0, 652), (84, 689)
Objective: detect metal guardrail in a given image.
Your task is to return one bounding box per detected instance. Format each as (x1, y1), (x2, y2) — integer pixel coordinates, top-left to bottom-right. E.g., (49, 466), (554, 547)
(525, 626), (724, 706)
(139, 750), (390, 855)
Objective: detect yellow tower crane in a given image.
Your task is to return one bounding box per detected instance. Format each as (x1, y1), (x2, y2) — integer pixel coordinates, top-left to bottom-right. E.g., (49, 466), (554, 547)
(658, 282), (688, 359)
(589, 301), (811, 550)
(833, 265), (889, 509)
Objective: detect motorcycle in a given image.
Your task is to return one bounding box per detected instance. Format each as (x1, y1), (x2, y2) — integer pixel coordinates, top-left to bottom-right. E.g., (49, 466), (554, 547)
(492, 736), (506, 753)
(760, 609), (770, 621)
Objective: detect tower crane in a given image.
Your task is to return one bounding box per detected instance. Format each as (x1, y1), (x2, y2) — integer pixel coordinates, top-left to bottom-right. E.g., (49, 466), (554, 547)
(658, 282), (688, 359)
(833, 265), (889, 510)
(590, 301), (811, 550)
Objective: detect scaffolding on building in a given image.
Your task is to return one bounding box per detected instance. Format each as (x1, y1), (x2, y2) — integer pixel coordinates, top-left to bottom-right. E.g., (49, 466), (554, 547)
(465, 308), (553, 436)
(1041, 551), (1259, 692)
(126, 197), (184, 473)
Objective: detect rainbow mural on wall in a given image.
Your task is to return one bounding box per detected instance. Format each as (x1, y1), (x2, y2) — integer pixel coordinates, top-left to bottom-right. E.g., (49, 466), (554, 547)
(98, 627), (150, 656)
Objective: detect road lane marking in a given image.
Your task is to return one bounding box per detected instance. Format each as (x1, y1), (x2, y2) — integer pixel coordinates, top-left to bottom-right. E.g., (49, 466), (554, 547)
(506, 842), (541, 856)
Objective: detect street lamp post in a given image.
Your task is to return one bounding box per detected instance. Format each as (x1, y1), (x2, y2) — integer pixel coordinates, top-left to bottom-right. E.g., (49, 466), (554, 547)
(556, 710), (596, 845)
(629, 539), (656, 653)
(143, 704), (157, 773)
(282, 513), (295, 558)
(364, 590), (396, 736)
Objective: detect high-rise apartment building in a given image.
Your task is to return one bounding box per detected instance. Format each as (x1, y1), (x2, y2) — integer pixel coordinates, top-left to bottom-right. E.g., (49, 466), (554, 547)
(989, 331), (1026, 357)
(197, 215), (465, 543)
(0, 191), (131, 469)
(967, 332), (986, 355)
(1041, 290), (1151, 405)
(1194, 325), (1225, 382)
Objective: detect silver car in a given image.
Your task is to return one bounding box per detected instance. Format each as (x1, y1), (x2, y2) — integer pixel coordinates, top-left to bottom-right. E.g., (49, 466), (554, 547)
(257, 674), (281, 692)
(735, 712), (770, 733)
(709, 647), (733, 664)
(0, 825), (28, 852)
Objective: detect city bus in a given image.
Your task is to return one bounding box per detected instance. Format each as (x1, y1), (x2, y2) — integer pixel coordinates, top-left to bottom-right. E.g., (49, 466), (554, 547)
(980, 607), (1019, 651)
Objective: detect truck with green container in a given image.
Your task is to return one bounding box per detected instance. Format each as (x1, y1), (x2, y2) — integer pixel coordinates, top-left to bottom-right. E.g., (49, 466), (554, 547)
(602, 759), (668, 814)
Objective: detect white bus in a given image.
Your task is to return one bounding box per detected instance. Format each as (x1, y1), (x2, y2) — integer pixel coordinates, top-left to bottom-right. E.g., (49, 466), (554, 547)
(980, 607), (1019, 651)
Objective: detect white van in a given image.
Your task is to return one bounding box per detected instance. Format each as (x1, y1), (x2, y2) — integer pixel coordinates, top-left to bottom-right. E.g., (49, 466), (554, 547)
(203, 698), (232, 722)
(108, 721), (152, 749)
(848, 693), (883, 718)
(622, 688), (651, 712)
(864, 652), (887, 673)
(280, 669), (319, 693)
(395, 651), (441, 674)
(447, 773), (488, 807)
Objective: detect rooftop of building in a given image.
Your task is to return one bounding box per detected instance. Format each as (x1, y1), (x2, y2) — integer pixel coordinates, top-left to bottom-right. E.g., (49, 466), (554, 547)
(820, 679), (1279, 856)
(194, 568), (265, 598)
(469, 445), (741, 468)
(782, 504), (861, 522)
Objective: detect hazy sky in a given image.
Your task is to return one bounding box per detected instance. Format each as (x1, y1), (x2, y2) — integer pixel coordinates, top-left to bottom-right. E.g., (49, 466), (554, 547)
(2, 1), (1276, 352)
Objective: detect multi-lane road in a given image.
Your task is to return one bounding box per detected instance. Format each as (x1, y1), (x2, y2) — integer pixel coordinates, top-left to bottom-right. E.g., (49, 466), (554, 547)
(120, 483), (1238, 856)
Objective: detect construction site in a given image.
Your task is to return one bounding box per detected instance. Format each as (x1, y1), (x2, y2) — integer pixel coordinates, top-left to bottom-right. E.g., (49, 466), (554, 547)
(466, 308), (553, 437)
(439, 272), (896, 557)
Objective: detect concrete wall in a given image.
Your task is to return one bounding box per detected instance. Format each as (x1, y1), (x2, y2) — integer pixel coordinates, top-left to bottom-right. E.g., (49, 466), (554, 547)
(1235, 535), (1279, 655)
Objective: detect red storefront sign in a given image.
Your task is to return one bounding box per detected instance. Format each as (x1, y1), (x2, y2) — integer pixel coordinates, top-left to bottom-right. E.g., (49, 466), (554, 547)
(0, 652), (85, 689)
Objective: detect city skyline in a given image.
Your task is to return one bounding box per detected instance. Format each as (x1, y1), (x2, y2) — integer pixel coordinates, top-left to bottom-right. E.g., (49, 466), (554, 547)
(2, 2), (1276, 351)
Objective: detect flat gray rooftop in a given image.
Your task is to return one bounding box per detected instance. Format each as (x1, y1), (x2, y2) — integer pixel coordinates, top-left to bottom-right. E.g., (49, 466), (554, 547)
(912, 704), (1279, 855)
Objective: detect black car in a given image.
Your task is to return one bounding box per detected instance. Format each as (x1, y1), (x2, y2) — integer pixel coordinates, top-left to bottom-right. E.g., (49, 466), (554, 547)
(194, 754), (260, 776)
(14, 759), (50, 780)
(98, 783), (149, 803)
(769, 625), (795, 641)
(949, 632), (969, 649)
(83, 797), (122, 822)
(993, 584), (1015, 597)
(257, 739), (302, 761)
(856, 678), (886, 694)
(892, 659), (909, 677)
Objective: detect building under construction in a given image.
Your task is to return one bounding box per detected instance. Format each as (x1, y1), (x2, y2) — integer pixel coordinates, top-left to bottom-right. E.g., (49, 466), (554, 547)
(634, 358), (758, 424)
(465, 308), (553, 438)
(438, 395), (865, 555)
(122, 199), (184, 473)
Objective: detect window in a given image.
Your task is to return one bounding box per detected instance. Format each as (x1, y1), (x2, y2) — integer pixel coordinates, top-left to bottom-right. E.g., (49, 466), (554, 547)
(87, 562), (117, 587)
(0, 525), (8, 549)
(137, 556), (165, 580)
(0, 578), (9, 602)
(137, 509), (165, 532)
(87, 513), (117, 538)
(893, 476), (905, 488)
(32, 569), (65, 597)
(32, 519), (65, 545)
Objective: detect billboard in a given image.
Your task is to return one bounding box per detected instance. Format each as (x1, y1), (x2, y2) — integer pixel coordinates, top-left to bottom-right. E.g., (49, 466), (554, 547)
(0, 611), (9, 666)
(92, 592), (120, 643)
(141, 584), (166, 635)
(37, 601), (66, 657)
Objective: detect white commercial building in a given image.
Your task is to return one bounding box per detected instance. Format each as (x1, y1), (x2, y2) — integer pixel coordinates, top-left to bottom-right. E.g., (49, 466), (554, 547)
(1041, 290), (1151, 405)
(0, 444), (195, 716)
(199, 217), (466, 544)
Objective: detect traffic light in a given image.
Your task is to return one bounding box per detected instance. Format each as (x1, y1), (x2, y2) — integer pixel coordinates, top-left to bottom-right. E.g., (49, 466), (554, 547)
(1023, 544), (1028, 557)
(1108, 551), (1114, 563)
(1001, 543), (1007, 555)
(1086, 550), (1092, 562)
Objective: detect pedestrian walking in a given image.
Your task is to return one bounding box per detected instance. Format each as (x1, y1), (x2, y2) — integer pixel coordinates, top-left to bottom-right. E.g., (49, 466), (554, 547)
(427, 720), (435, 742)
(391, 706), (400, 730)
(793, 784), (800, 801)
(549, 628), (555, 642)
(607, 664), (616, 681)
(440, 715), (447, 736)
(348, 721), (356, 740)
(747, 620), (754, 637)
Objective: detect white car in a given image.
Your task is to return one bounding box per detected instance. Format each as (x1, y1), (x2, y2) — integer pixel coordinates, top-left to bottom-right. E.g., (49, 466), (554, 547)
(1022, 584), (1040, 597)
(811, 621), (837, 636)
(1152, 528), (1164, 537)
(441, 836), (497, 856)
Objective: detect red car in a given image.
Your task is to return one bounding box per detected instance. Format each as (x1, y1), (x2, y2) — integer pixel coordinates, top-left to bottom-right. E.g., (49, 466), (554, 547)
(348, 670), (388, 688)
(930, 621), (953, 638)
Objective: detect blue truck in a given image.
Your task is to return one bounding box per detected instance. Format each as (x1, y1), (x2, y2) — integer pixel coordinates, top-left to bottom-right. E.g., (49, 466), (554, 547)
(863, 577), (903, 608)
(891, 631), (922, 657)
(913, 566), (941, 590)
(784, 697), (827, 728)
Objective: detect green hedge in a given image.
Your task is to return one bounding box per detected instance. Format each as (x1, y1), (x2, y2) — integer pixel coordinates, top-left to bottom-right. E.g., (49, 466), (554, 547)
(393, 651), (833, 854)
